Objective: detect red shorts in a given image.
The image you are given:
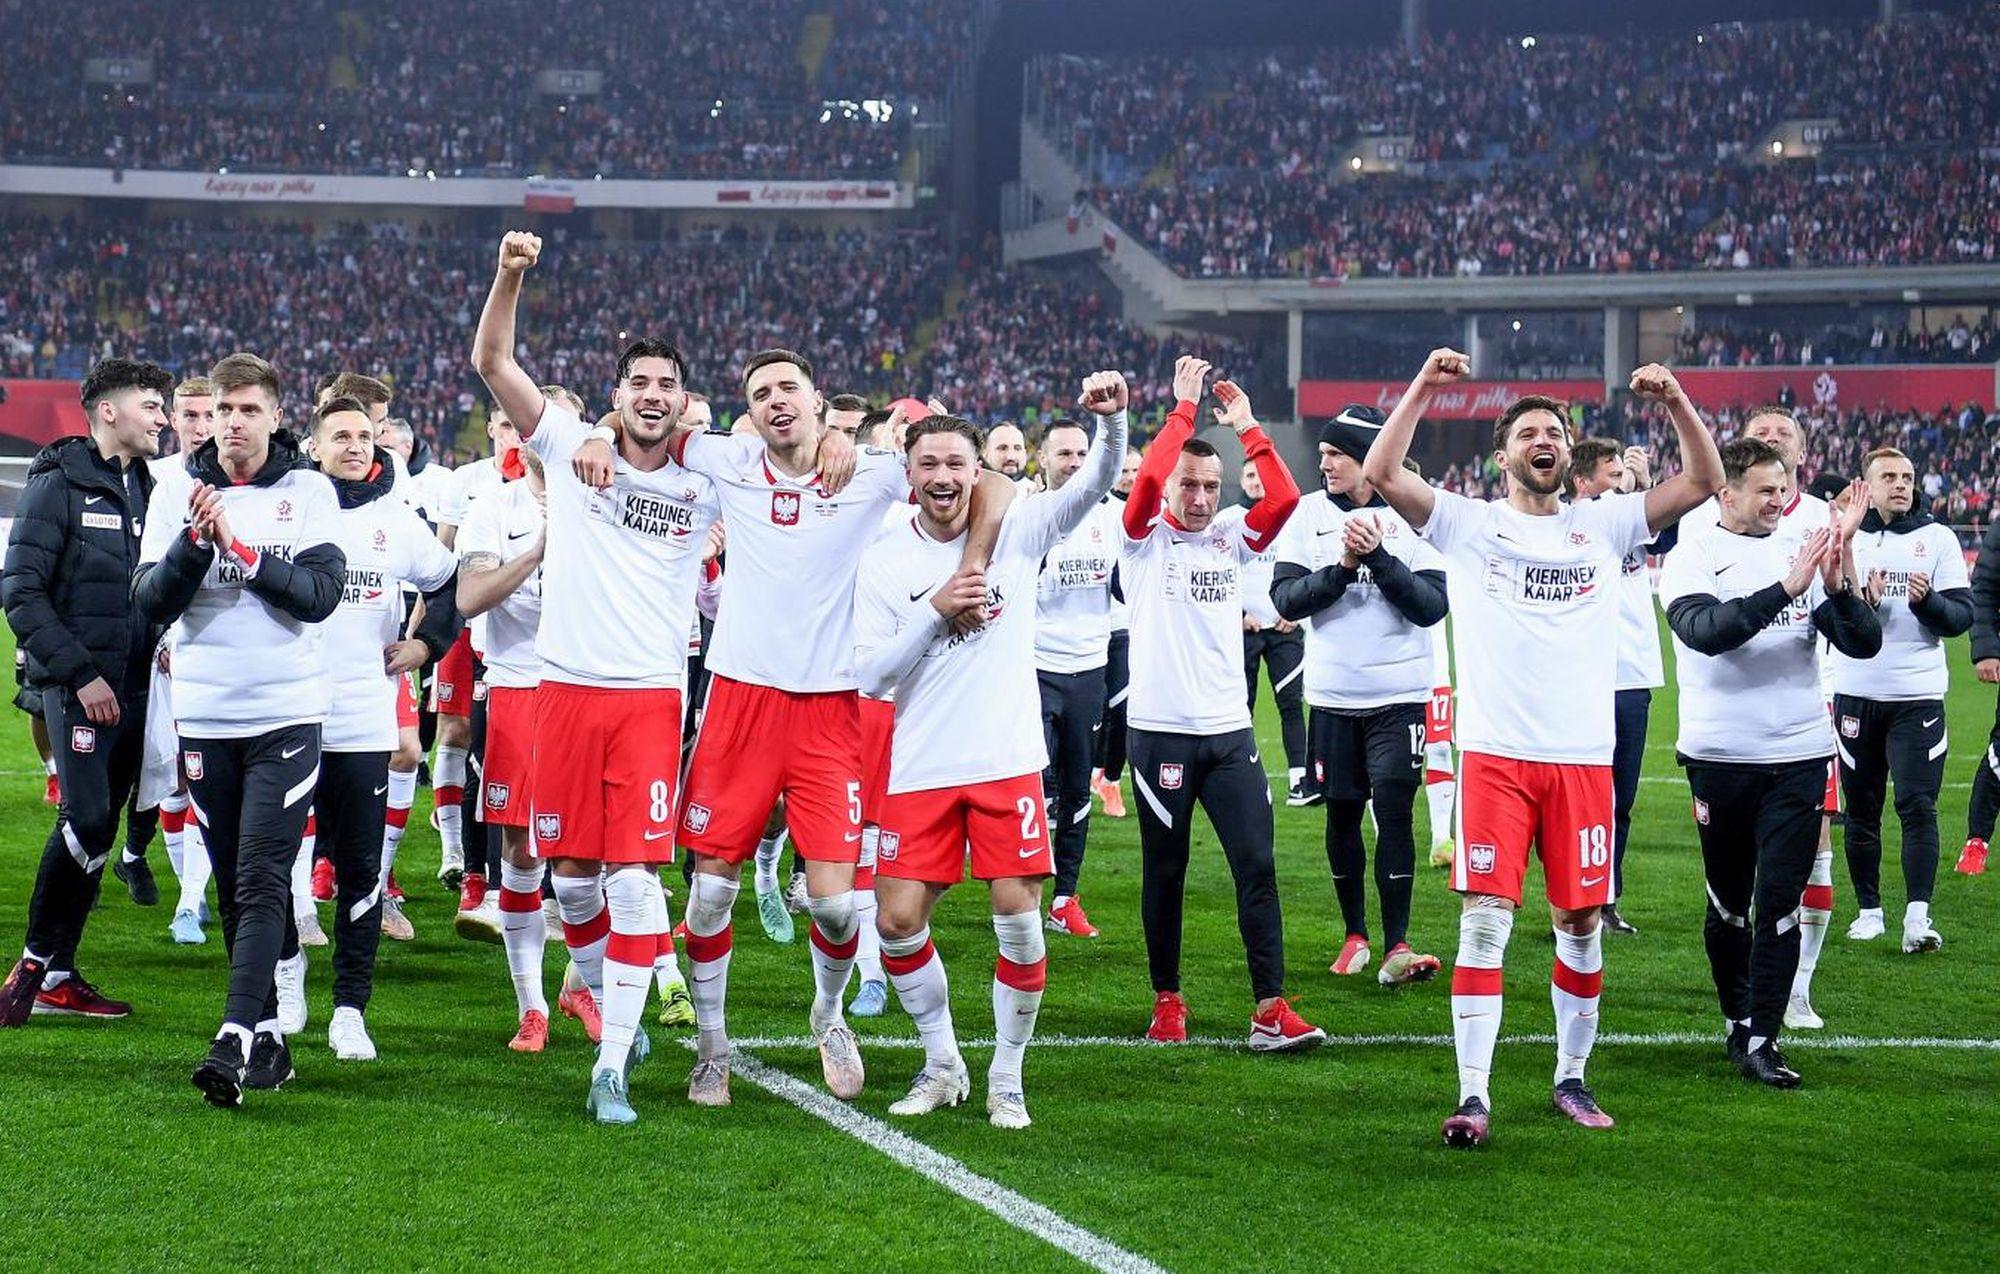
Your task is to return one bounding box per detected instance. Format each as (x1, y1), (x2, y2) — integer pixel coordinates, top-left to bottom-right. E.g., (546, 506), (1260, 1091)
(859, 694), (895, 824)
(1453, 751), (1615, 910)
(482, 685), (537, 827)
(1425, 685), (1454, 746)
(528, 681), (681, 864)
(875, 773), (1054, 885)
(679, 676), (862, 864)
(432, 631), (476, 719)
(395, 672), (420, 731)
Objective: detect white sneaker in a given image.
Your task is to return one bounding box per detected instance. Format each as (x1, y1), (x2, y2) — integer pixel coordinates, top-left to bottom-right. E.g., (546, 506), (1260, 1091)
(437, 840), (465, 886)
(454, 896), (504, 944)
(328, 1005), (377, 1060)
(888, 1058), (970, 1116)
(1901, 916), (1943, 954)
(541, 896), (564, 942)
(295, 907), (329, 948)
(379, 897), (415, 942)
(813, 1016), (866, 1100)
(275, 951), (309, 1035)
(783, 871), (810, 915)
(1846, 908), (1885, 941)
(987, 1088), (1032, 1130)
(1783, 993), (1824, 1030)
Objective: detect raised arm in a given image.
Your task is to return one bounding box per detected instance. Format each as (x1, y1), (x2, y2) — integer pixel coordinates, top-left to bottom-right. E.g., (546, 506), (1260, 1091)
(1362, 349), (1469, 531)
(1123, 355), (1210, 538)
(470, 232), (549, 438)
(1213, 380), (1298, 552)
(1627, 364), (1724, 535)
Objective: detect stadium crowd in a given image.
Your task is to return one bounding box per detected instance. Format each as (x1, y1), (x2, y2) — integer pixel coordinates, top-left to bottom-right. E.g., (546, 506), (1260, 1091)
(0, 0), (968, 180)
(1677, 315), (1999, 367)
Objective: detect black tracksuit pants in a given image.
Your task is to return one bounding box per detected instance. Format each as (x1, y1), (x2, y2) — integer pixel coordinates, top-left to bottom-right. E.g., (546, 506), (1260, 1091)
(1684, 757), (1826, 1041)
(1611, 688), (1652, 904)
(1309, 703), (1423, 950)
(1967, 696), (2000, 843)
(1243, 628), (1306, 773)
(317, 750), (391, 1012)
(1834, 695), (1947, 908)
(1039, 665), (1107, 899)
(24, 686), (145, 973)
(1131, 727), (1286, 1002)
(1094, 630), (1130, 781)
(183, 724), (317, 1030)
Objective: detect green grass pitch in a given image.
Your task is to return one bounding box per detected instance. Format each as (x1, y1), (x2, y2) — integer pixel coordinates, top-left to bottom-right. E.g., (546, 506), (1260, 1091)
(0, 618), (1992, 1272)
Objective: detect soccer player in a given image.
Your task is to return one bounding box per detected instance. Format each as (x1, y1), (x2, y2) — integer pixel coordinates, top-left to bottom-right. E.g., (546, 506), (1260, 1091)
(1568, 439), (1670, 936)
(857, 376), (1127, 1128)
(984, 421), (1028, 479)
(1032, 416), (1124, 938)
(572, 353), (1009, 1109)
(1961, 516), (2000, 876)
(1272, 404), (1448, 986)
(1239, 460), (1310, 804)
(146, 375), (219, 944)
(1362, 352), (1723, 1147)
(1124, 357), (1320, 1050)
(473, 230), (720, 1124)
(308, 397), (459, 1056)
(454, 433), (557, 1050)
(1835, 448), (1974, 952)
(431, 404), (520, 899)
(134, 352), (346, 1107)
(1659, 437), (1880, 1087)
(826, 393), (871, 442)
(1, 358), (171, 1026)
(1091, 447), (1143, 818)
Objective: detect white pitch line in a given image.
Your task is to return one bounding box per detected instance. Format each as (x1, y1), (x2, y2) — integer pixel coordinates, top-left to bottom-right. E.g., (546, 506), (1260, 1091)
(725, 1031), (2000, 1052)
(718, 1046), (1168, 1274)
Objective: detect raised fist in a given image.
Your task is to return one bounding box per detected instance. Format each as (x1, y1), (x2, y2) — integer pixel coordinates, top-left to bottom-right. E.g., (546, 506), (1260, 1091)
(498, 231), (542, 275)
(1420, 349), (1471, 387)
(1078, 370), (1129, 417)
(1627, 364), (1683, 402)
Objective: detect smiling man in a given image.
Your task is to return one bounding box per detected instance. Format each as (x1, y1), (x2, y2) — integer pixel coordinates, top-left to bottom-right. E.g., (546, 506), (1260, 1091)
(2, 357), (172, 1028)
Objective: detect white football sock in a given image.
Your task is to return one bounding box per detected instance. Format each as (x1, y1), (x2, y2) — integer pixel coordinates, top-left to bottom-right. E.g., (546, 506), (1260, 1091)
(595, 867), (666, 1078)
(433, 745), (467, 857)
(1425, 775), (1457, 845)
(550, 873), (608, 1001)
(382, 766), (418, 873)
(990, 911), (1046, 1095)
(498, 860), (548, 1017)
(881, 926), (957, 1069)
(806, 891), (858, 1029)
(177, 814), (211, 915)
(1794, 849), (1834, 997)
(684, 873), (739, 1060)
(852, 887), (883, 986)
(159, 791), (190, 879)
(1450, 905), (1513, 1105)
(1551, 923), (1604, 1084)
(290, 825), (315, 923)
(753, 830), (788, 894)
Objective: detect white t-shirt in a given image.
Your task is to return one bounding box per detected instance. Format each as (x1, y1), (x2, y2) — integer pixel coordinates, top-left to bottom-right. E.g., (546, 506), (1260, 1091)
(674, 432), (910, 693)
(1658, 527), (1832, 764)
(138, 460), (342, 738)
(437, 455), (503, 531)
(1275, 494), (1445, 710)
(1033, 497), (1123, 674)
(858, 416), (1123, 791)
(1418, 488), (1651, 765)
(1122, 506), (1266, 735)
(1240, 514), (1283, 629)
(404, 459), (456, 523)
(526, 405), (721, 690)
(321, 490), (457, 751)
(1613, 539), (1665, 692)
(1833, 519), (1970, 701)
(455, 479), (546, 690)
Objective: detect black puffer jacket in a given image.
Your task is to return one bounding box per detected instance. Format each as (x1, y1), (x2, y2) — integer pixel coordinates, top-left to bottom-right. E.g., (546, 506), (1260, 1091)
(1972, 519), (2000, 665)
(2, 435), (156, 694)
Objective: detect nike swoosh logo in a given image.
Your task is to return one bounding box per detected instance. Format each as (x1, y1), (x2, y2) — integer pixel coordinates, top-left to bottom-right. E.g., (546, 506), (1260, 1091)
(908, 586), (934, 602)
(507, 530), (533, 541)
(83, 495), (105, 506)
(1018, 846), (1043, 858)
(281, 745), (307, 759)
(1335, 410), (1380, 431)
(1922, 718), (1940, 728)
(1581, 875), (1604, 888)
(1316, 527), (1341, 537)
(373, 785), (388, 796)
(844, 832), (863, 843)
(1249, 753), (1260, 765)
(643, 830), (672, 841)
(1388, 873), (1415, 881)
(1714, 563), (1734, 576)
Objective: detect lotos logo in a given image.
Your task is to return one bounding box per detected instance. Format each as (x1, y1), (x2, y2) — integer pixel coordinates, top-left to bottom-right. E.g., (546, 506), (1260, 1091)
(70, 725), (96, 754)
(682, 803), (712, 834)
(486, 782), (510, 811)
(1469, 843), (1496, 874)
(771, 492), (801, 525)
(184, 751), (204, 780)
(1159, 763), (1184, 791)
(877, 831), (900, 861)
(535, 812), (562, 842)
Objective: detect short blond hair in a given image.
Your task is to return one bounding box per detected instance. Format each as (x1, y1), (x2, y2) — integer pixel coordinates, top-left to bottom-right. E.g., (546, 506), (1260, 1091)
(1862, 446), (1911, 477)
(174, 375), (216, 401)
(540, 384), (585, 415)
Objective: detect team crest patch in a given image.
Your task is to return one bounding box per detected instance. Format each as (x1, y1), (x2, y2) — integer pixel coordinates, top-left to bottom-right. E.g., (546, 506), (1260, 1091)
(1693, 799), (1710, 826)
(534, 812), (562, 842)
(1468, 843), (1497, 875)
(771, 492), (802, 526)
(184, 751), (204, 780)
(1313, 760), (1324, 782)
(373, 528), (388, 552)
(437, 683), (456, 704)
(485, 782), (510, 811)
(471, 681), (488, 703)
(877, 831), (900, 862)
(1840, 716), (1860, 739)
(70, 725), (96, 754)
(1913, 540), (1928, 558)
(682, 803), (713, 834)
(1569, 531), (1590, 547)
(275, 499), (294, 522)
(1159, 763), (1184, 791)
